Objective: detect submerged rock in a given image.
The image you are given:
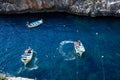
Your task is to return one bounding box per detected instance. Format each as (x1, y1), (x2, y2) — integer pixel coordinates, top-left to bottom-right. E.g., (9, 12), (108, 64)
(0, 0), (120, 16)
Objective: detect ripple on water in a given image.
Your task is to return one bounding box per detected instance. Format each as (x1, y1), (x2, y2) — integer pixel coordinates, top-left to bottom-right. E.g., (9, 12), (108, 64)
(59, 40), (76, 61)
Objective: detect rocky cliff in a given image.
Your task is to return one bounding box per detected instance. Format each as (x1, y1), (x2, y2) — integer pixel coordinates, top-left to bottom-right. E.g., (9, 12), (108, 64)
(0, 0), (120, 16)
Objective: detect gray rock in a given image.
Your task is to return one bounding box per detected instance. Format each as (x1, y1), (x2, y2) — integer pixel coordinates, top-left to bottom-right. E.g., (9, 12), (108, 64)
(0, 0), (120, 16)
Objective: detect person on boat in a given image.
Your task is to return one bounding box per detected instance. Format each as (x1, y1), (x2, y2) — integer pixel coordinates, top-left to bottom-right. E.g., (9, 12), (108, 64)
(27, 49), (31, 53)
(22, 55), (25, 58)
(26, 21), (29, 26)
(25, 49), (31, 53)
(78, 40), (81, 46)
(24, 47), (31, 53)
(41, 18), (43, 21)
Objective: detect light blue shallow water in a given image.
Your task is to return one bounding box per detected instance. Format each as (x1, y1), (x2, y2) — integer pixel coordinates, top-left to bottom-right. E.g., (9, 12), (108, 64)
(0, 13), (120, 80)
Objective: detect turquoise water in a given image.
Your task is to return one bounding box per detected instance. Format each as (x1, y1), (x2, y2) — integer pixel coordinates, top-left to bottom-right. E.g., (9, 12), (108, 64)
(0, 13), (120, 80)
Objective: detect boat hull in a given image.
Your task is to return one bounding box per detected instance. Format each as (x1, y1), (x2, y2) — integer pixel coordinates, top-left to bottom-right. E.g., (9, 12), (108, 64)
(21, 50), (34, 66)
(27, 19), (43, 28)
(74, 41), (85, 56)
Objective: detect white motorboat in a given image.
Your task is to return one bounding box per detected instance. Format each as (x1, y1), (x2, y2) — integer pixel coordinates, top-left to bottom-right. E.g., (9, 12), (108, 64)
(26, 19), (43, 28)
(21, 47), (34, 66)
(74, 40), (85, 56)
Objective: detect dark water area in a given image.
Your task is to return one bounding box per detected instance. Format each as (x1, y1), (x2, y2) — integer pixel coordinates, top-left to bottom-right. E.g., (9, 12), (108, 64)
(0, 13), (120, 80)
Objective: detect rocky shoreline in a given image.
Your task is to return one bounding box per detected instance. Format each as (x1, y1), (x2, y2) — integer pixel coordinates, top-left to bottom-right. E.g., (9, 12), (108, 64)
(0, 74), (35, 80)
(0, 0), (120, 17)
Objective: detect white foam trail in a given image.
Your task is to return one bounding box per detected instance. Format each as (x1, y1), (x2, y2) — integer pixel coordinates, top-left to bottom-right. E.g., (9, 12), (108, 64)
(17, 67), (24, 74)
(60, 40), (74, 45)
(26, 65), (38, 71)
(65, 57), (76, 61)
(17, 57), (39, 74)
(26, 57), (39, 71)
(59, 40), (76, 61)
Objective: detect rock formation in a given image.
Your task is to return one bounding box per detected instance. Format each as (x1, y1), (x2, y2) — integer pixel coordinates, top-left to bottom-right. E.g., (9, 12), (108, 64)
(0, 0), (120, 16)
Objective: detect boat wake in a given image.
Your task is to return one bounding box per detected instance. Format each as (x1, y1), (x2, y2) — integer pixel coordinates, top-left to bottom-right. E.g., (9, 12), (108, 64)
(17, 57), (38, 74)
(59, 40), (76, 61)
(25, 57), (38, 70)
(17, 67), (23, 74)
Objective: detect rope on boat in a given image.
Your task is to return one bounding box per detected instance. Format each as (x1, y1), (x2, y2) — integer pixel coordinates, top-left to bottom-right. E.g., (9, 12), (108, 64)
(101, 56), (105, 80)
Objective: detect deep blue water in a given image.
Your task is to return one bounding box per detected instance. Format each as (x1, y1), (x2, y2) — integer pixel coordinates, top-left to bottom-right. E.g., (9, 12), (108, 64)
(0, 13), (120, 80)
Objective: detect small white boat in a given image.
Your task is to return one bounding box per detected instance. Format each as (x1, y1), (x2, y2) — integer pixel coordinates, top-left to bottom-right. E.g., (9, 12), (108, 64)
(74, 40), (85, 56)
(26, 19), (43, 28)
(21, 47), (34, 66)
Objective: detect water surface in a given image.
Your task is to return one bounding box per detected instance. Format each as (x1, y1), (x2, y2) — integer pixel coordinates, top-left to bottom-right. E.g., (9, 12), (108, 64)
(0, 13), (120, 80)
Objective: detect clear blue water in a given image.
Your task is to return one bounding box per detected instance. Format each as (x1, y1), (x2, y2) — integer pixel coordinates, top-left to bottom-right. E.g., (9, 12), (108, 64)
(0, 13), (120, 80)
